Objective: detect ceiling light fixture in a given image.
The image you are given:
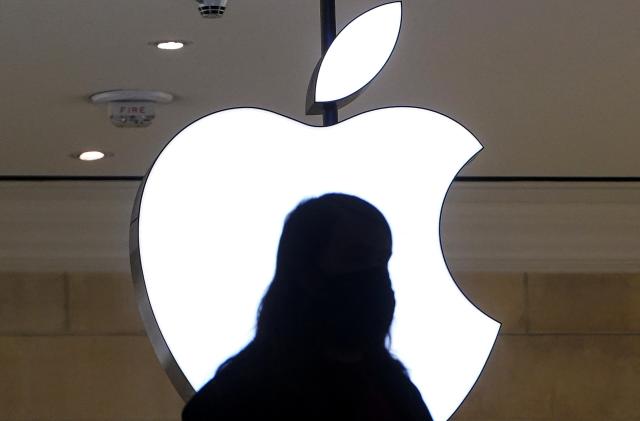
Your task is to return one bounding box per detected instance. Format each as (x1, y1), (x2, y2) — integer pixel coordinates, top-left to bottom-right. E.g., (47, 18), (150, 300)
(155, 41), (186, 50)
(78, 151), (106, 161)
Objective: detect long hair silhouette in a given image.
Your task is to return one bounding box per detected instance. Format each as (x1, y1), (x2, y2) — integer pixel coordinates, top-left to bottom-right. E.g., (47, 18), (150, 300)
(256, 193), (395, 356)
(183, 193), (432, 421)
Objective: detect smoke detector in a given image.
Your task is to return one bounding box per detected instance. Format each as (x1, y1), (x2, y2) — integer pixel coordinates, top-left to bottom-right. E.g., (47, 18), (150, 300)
(90, 90), (173, 128)
(195, 0), (227, 18)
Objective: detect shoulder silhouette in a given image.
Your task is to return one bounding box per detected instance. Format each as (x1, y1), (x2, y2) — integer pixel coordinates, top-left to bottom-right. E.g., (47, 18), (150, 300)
(183, 193), (433, 421)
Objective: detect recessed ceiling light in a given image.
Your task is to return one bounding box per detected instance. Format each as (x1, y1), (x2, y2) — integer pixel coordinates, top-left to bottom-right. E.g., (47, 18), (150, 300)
(154, 41), (186, 50)
(78, 151), (106, 161)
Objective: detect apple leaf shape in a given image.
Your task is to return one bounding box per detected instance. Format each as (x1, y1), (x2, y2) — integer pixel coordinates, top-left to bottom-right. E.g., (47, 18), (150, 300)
(315, 2), (402, 103)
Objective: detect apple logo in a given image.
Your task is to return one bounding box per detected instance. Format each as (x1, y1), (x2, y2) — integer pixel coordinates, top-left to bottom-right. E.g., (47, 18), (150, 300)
(130, 2), (500, 420)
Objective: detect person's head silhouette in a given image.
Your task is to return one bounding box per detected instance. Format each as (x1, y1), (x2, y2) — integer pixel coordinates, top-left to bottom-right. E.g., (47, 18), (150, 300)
(183, 193), (433, 421)
(256, 193), (395, 360)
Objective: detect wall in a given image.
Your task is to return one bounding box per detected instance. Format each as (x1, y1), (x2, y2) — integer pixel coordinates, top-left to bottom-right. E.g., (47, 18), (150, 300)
(0, 272), (183, 421)
(2, 181), (640, 419)
(2, 270), (640, 420)
(452, 271), (640, 420)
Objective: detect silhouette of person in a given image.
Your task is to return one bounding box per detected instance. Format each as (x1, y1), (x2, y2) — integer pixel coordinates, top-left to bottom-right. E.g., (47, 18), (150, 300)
(182, 193), (433, 421)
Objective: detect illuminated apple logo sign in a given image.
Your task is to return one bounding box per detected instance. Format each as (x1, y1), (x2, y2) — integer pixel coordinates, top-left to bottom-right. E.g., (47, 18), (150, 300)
(130, 2), (500, 420)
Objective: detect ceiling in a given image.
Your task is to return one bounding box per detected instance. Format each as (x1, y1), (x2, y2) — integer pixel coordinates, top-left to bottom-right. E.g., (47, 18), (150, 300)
(2, 0), (640, 177)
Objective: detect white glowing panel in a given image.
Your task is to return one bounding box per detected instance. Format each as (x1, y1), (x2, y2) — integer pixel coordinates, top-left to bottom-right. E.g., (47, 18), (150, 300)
(137, 107), (500, 421)
(315, 2), (401, 102)
(135, 3), (499, 420)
